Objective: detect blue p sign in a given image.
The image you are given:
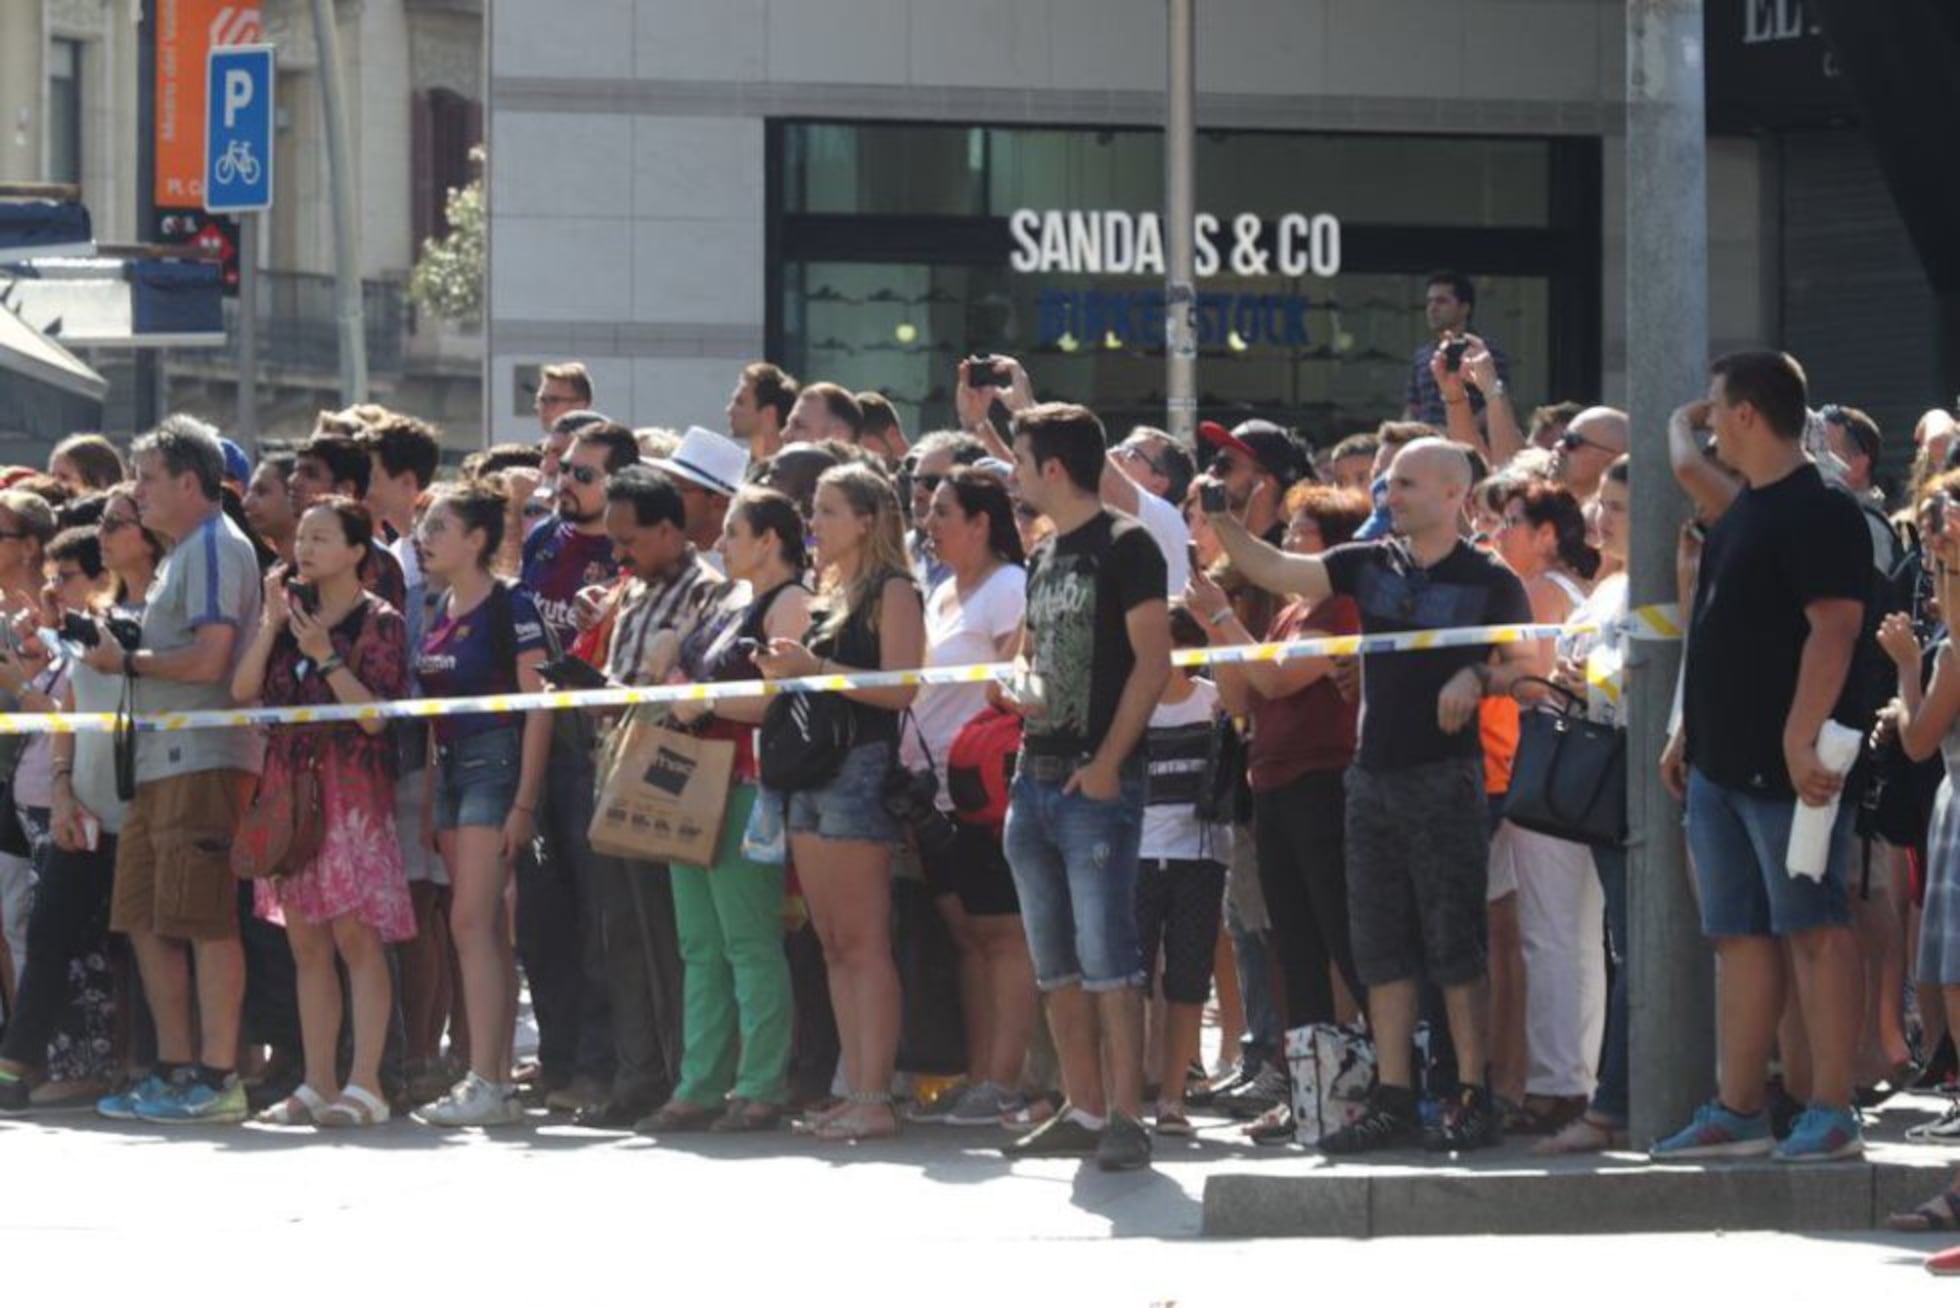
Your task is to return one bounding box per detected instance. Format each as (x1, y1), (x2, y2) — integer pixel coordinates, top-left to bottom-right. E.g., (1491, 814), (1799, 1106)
(204, 45), (275, 214)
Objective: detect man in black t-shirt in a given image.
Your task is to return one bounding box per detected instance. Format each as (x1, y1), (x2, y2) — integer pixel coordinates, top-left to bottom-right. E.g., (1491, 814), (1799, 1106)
(1653, 352), (1871, 1164)
(998, 402), (1171, 1173)
(1209, 437), (1535, 1156)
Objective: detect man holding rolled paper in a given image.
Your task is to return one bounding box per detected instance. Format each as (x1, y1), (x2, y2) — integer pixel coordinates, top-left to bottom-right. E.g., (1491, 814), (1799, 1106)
(1654, 351), (1873, 1163)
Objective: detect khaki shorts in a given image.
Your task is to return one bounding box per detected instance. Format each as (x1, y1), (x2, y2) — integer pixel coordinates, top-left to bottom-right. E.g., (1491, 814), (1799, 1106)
(110, 769), (256, 941)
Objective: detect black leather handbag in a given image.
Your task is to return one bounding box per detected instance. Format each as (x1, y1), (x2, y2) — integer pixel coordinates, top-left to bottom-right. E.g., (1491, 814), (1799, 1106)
(1503, 678), (1627, 849)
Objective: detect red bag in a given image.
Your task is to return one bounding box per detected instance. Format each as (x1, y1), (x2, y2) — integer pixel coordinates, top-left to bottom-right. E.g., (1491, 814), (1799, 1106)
(946, 706), (1021, 833)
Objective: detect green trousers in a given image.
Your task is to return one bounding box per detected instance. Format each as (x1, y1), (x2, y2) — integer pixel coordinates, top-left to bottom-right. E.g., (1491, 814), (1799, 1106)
(670, 785), (792, 1107)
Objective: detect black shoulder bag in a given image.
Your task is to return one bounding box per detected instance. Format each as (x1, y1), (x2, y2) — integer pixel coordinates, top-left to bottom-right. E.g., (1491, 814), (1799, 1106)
(1502, 677), (1627, 849)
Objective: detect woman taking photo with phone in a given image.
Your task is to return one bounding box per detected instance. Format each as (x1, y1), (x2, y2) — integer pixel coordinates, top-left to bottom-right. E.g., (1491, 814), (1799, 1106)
(643, 488), (811, 1134)
(411, 481), (552, 1128)
(754, 464), (924, 1142)
(233, 497), (412, 1127)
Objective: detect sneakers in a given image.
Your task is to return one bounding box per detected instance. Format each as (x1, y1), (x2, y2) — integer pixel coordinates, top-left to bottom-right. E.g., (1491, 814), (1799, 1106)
(1319, 1085), (1422, 1156)
(1907, 1101), (1960, 1144)
(1220, 1063), (1289, 1120)
(135, 1073), (248, 1125)
(943, 1081), (1027, 1127)
(1096, 1112), (1153, 1171)
(1425, 1084), (1503, 1154)
(96, 1072), (176, 1122)
(1001, 1107), (1103, 1158)
(414, 1072), (526, 1128)
(1649, 1100), (1774, 1160)
(1773, 1104), (1863, 1163)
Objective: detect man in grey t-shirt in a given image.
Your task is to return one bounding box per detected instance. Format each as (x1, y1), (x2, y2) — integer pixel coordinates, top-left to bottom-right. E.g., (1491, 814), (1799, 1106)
(87, 415), (264, 1126)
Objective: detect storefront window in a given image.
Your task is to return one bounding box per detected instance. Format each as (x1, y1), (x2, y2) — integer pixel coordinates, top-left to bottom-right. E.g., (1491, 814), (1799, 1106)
(776, 122), (1592, 446)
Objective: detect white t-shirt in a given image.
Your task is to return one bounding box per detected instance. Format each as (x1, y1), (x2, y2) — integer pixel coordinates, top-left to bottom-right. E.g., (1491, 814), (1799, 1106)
(1130, 487), (1191, 596)
(1139, 677), (1232, 862)
(905, 564), (1026, 805)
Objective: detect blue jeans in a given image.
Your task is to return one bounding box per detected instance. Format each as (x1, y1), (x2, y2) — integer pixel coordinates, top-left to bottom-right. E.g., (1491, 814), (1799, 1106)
(1685, 768), (1851, 937)
(1224, 889), (1282, 1070)
(1003, 768), (1146, 992)
(1590, 843), (1629, 1122)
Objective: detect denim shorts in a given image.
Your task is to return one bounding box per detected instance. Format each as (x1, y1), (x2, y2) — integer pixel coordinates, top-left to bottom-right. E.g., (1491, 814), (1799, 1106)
(786, 741), (901, 844)
(433, 727), (522, 833)
(1002, 763), (1146, 993)
(1685, 767), (1851, 938)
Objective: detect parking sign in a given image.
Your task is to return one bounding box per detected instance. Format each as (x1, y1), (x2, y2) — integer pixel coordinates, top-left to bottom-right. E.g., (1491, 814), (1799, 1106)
(203, 44), (274, 213)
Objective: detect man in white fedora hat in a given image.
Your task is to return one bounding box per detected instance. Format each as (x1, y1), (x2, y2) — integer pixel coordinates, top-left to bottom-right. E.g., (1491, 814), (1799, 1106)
(650, 425), (748, 574)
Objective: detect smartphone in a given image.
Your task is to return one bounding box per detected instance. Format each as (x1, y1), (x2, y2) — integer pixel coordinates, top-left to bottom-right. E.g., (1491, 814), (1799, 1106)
(1443, 337), (1469, 374)
(287, 581), (319, 615)
(538, 655), (609, 690)
(986, 396), (1015, 449)
(1199, 479), (1229, 515)
(1186, 542), (1202, 576)
(967, 355), (1012, 389)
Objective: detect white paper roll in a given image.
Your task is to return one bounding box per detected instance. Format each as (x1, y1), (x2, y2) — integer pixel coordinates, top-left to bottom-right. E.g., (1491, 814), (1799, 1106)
(1786, 720), (1864, 881)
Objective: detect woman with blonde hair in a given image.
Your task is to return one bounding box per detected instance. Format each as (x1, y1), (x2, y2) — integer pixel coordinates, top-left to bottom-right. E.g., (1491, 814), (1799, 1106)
(755, 463), (925, 1142)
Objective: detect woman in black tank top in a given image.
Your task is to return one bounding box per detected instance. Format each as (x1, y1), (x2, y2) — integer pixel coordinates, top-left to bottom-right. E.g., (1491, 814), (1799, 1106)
(754, 465), (925, 1142)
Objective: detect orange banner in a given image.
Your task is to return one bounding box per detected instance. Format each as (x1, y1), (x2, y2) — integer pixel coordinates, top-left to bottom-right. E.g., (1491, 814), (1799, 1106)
(154, 0), (263, 207)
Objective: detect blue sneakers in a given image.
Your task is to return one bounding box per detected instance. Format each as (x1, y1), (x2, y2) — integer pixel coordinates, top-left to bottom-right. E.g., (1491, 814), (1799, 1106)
(96, 1073), (177, 1122)
(135, 1074), (248, 1125)
(1648, 1100), (1774, 1159)
(1773, 1104), (1864, 1163)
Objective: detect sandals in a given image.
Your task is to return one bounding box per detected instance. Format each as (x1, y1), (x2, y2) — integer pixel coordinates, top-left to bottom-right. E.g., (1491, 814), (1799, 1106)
(636, 1099), (719, 1135)
(812, 1093), (900, 1142)
(1531, 1113), (1629, 1156)
(1888, 1188), (1960, 1233)
(1503, 1094), (1587, 1137)
(1244, 1103), (1294, 1145)
(711, 1097), (785, 1134)
(317, 1085), (391, 1128)
(1154, 1104), (1195, 1137)
(256, 1085), (332, 1126)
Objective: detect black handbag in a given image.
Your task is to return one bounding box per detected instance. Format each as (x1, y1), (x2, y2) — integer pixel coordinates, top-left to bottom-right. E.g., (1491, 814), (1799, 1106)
(758, 689), (856, 793)
(1503, 677), (1627, 849)
(1196, 712), (1253, 825)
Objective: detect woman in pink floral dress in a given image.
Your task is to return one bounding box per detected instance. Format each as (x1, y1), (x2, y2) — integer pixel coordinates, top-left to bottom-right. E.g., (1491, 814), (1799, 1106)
(233, 496), (413, 1127)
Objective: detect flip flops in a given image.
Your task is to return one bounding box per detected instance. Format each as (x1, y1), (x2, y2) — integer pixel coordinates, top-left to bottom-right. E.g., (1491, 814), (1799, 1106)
(255, 1084), (331, 1126)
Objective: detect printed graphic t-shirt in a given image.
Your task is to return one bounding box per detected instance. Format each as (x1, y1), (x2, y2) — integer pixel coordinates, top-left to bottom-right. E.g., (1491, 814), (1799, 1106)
(521, 517), (619, 653)
(416, 585), (550, 745)
(1022, 509), (1166, 761)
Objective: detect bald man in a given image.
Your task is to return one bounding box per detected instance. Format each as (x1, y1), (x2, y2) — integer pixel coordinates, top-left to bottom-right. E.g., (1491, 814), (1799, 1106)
(1550, 407), (1629, 501)
(1201, 438), (1534, 1157)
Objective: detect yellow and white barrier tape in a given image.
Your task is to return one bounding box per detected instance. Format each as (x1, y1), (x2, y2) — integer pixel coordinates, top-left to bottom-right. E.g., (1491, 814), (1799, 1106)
(0, 609), (1683, 736)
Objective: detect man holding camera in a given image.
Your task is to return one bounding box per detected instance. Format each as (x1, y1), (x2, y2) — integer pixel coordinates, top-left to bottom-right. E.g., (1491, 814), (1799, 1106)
(1406, 271), (1510, 427)
(1205, 437), (1534, 1155)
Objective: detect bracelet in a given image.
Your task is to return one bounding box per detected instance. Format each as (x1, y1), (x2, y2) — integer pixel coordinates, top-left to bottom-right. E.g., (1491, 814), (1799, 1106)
(317, 653), (346, 679)
(1208, 606), (1235, 628)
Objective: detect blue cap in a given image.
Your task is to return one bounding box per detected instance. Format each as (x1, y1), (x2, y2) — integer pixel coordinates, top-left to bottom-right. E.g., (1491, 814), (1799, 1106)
(218, 438), (253, 488)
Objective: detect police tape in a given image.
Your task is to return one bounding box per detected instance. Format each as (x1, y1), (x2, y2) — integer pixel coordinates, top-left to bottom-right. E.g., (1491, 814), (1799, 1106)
(0, 610), (1684, 736)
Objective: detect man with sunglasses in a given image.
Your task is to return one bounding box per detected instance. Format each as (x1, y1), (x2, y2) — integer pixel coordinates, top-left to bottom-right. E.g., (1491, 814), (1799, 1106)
(1103, 426), (1195, 597)
(1549, 407), (1629, 502)
(516, 419), (641, 1113)
(1197, 419), (1311, 548)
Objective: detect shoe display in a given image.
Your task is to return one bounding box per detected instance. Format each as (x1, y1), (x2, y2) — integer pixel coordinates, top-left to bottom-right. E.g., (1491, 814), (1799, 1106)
(1095, 1113), (1153, 1171)
(414, 1072), (525, 1128)
(1425, 1084), (1503, 1154)
(1001, 1108), (1102, 1159)
(1772, 1105), (1863, 1163)
(136, 1074), (248, 1126)
(1319, 1086), (1421, 1156)
(1648, 1100), (1774, 1160)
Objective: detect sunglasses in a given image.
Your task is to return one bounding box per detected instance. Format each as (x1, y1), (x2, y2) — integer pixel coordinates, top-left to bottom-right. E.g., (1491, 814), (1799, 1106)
(913, 474), (945, 495)
(565, 464), (603, 486)
(1559, 431), (1615, 455)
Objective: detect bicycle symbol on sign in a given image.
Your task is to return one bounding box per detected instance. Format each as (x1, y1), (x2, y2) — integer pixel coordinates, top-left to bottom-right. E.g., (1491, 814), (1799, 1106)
(213, 139), (262, 187)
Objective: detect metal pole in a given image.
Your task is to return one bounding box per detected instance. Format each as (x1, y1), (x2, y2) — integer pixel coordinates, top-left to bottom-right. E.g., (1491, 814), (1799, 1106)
(310, 0), (366, 404)
(134, 0), (159, 433)
(1625, 0), (1713, 1147)
(237, 212), (258, 440)
(1164, 0), (1196, 446)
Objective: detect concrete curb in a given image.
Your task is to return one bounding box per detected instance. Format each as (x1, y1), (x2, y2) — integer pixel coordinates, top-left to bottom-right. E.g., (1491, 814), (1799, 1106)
(1201, 1154), (1957, 1238)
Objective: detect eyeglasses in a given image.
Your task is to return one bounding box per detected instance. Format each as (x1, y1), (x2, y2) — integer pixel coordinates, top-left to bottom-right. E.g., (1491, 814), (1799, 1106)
(533, 392), (580, 409)
(565, 464), (602, 486)
(53, 569), (86, 585)
(101, 514), (139, 534)
(1116, 443), (1166, 476)
(1559, 431), (1616, 455)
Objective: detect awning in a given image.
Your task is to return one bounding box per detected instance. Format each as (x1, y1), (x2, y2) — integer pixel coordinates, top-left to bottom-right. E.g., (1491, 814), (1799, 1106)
(0, 255), (224, 348)
(0, 199), (93, 263)
(0, 302), (107, 401)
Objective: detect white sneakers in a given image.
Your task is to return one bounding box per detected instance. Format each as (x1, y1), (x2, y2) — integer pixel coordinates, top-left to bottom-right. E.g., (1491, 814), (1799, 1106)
(413, 1071), (525, 1128)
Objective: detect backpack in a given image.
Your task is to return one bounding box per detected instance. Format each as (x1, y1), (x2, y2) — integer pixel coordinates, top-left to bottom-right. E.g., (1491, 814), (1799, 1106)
(946, 705), (1022, 832)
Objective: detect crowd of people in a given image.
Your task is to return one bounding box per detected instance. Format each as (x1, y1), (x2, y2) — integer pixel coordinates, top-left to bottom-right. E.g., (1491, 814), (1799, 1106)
(0, 272), (1958, 1243)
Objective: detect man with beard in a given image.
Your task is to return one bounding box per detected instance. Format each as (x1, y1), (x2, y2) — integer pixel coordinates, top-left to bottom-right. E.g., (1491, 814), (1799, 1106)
(515, 419), (641, 1110)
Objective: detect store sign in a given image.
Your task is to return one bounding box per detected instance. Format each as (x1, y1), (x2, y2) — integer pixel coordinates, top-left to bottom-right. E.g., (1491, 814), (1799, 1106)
(1008, 209), (1342, 278)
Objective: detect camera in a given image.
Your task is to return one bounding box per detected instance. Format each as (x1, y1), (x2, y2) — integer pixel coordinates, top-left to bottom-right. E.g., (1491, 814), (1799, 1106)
(60, 611), (100, 648)
(966, 355), (1012, 390)
(882, 764), (959, 864)
(1443, 337), (1469, 374)
(1198, 478), (1229, 515)
(104, 614), (143, 652)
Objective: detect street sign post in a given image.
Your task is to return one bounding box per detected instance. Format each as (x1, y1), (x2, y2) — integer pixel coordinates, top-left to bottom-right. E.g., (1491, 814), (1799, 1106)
(203, 42), (272, 439)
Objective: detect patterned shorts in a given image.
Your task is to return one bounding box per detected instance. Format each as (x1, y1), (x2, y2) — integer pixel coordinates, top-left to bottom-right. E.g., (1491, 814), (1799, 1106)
(1344, 757), (1490, 988)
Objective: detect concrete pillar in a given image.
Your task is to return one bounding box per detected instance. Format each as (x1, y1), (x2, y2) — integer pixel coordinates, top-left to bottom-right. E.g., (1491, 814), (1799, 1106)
(0, 2), (46, 183)
(1625, 0), (1716, 1147)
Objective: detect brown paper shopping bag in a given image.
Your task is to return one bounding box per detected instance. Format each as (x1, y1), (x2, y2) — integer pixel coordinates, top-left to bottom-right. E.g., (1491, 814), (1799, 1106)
(587, 712), (735, 866)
